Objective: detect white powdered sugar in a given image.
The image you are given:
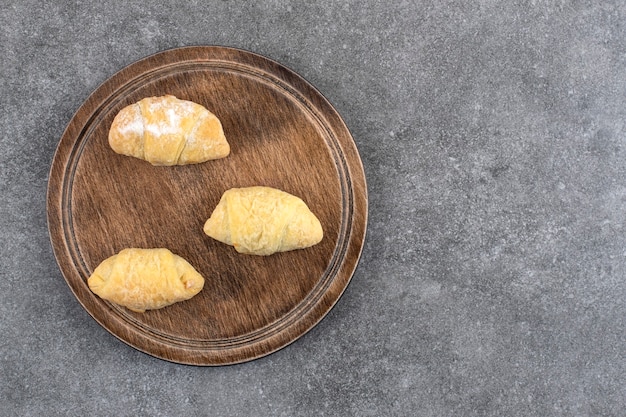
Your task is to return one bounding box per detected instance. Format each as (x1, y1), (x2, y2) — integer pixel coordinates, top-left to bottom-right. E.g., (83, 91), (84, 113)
(119, 114), (144, 135)
(143, 99), (197, 136)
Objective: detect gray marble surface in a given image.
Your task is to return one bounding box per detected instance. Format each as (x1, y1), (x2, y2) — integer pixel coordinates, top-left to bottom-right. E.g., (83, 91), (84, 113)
(2, 1), (625, 416)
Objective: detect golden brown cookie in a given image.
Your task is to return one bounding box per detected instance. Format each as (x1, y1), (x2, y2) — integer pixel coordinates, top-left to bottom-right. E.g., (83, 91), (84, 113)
(108, 95), (230, 165)
(203, 186), (323, 256)
(88, 248), (205, 312)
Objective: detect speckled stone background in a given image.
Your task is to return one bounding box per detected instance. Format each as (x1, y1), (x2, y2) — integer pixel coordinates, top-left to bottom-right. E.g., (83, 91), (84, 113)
(2, 1), (625, 416)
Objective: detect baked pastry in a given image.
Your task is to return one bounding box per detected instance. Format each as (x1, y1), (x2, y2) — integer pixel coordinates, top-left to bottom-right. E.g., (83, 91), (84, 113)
(88, 248), (205, 313)
(203, 186), (323, 255)
(108, 95), (230, 165)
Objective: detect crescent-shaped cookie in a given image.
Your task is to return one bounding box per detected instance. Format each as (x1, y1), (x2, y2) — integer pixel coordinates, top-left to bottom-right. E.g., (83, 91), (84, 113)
(108, 95), (230, 165)
(203, 186), (323, 256)
(88, 248), (205, 312)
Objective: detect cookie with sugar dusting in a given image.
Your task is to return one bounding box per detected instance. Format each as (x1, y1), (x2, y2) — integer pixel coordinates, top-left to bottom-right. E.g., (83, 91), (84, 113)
(109, 95), (230, 166)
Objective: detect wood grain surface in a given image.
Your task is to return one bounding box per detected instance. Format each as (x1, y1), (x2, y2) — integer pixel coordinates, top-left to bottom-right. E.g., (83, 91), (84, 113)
(47, 46), (367, 365)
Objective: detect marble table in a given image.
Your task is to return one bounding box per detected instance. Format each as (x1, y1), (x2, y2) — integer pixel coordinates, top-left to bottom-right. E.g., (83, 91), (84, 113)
(2, 1), (625, 415)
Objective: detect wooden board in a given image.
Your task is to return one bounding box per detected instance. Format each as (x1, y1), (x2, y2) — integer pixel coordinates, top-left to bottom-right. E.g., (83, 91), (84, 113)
(47, 46), (367, 365)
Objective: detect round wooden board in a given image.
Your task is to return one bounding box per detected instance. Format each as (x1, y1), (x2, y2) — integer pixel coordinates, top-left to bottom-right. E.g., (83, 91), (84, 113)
(47, 46), (367, 365)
